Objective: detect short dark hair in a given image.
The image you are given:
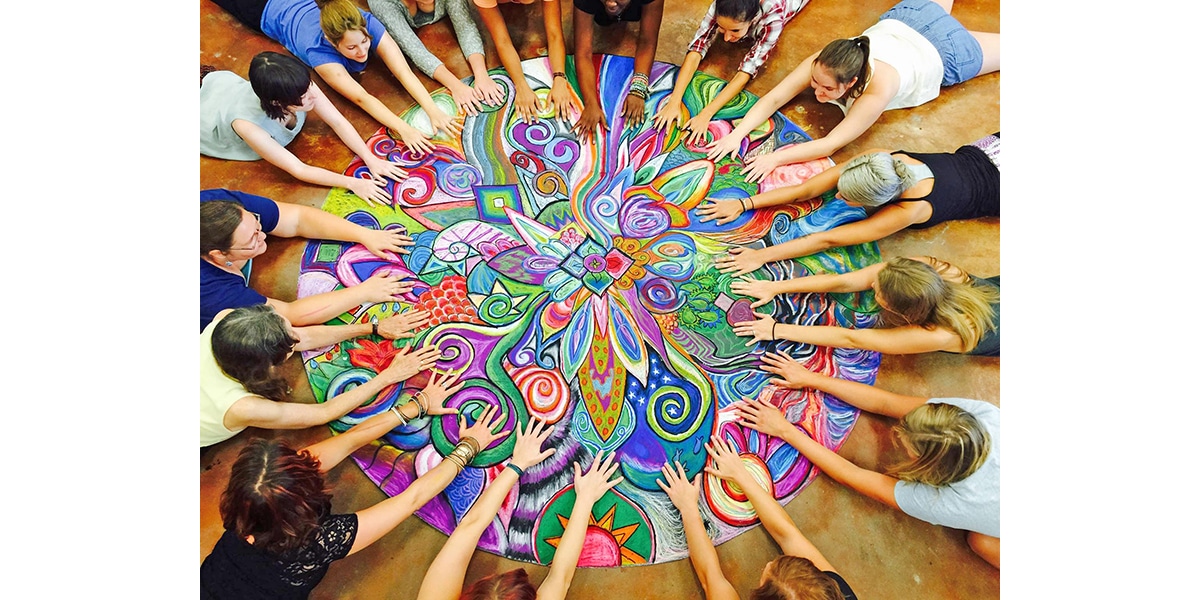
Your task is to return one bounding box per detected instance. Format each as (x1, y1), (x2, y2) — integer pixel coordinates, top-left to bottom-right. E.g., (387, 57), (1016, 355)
(211, 305), (298, 401)
(220, 439), (333, 554)
(714, 0), (760, 22)
(200, 199), (246, 256)
(249, 51), (312, 121)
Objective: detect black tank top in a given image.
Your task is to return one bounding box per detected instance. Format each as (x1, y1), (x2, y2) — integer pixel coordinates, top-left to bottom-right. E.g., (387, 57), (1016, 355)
(896, 145), (1000, 229)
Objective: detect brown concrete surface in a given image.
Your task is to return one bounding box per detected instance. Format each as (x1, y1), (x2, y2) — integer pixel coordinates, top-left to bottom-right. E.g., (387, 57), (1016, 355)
(200, 0), (1000, 596)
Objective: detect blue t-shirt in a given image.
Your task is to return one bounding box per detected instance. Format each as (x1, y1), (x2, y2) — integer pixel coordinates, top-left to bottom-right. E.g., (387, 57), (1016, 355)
(261, 0), (388, 72)
(200, 189), (282, 331)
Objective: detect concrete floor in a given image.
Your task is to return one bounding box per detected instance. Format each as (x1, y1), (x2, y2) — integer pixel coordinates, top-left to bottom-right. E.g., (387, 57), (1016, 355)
(199, 0), (1000, 597)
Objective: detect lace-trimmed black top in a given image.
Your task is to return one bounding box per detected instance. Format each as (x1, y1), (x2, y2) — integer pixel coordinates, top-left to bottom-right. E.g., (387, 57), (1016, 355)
(200, 514), (358, 599)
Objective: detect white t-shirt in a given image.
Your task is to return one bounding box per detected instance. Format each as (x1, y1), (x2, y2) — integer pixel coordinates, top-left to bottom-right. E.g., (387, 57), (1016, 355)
(200, 318), (252, 447)
(837, 18), (944, 115)
(893, 397), (1000, 537)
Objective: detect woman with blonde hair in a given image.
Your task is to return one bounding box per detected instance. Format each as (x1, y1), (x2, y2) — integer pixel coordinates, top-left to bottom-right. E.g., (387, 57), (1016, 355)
(735, 354), (1000, 568)
(657, 438), (859, 599)
(731, 255), (999, 356)
(702, 133), (1000, 273)
(212, 0), (460, 155)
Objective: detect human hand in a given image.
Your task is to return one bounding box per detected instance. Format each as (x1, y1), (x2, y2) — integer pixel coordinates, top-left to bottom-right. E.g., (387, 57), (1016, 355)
(365, 156), (408, 184)
(573, 102), (608, 143)
(655, 460), (701, 513)
(549, 77), (580, 122)
(714, 247), (766, 276)
(703, 435), (751, 485)
(759, 351), (821, 390)
(621, 94), (646, 129)
(395, 122), (435, 157)
(458, 404), (511, 450)
(651, 99), (683, 131)
(743, 152), (783, 184)
(450, 81), (483, 117)
(705, 134), (744, 162)
(360, 228), (414, 259)
(376, 308), (431, 339)
(682, 113), (712, 146)
(695, 198), (746, 225)
(732, 311), (778, 347)
(473, 75), (506, 107)
(427, 105), (464, 137)
(380, 343), (442, 383)
(359, 270), (416, 303)
(510, 418), (557, 470)
(513, 84), (542, 124)
(729, 276), (781, 309)
(572, 452), (624, 506)
(346, 176), (392, 207)
(734, 396), (795, 439)
(419, 367), (467, 416)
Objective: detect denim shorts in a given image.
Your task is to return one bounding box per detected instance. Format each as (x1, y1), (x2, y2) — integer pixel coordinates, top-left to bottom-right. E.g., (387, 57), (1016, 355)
(879, 0), (983, 86)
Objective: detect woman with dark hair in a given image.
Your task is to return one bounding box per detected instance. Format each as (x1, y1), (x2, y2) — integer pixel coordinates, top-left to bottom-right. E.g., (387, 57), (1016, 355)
(730, 255), (999, 356)
(211, 0), (460, 152)
(200, 304), (442, 447)
(200, 188), (419, 331)
(656, 436), (859, 599)
(702, 133), (999, 271)
(200, 52), (408, 205)
(416, 434), (624, 600)
(706, 0), (999, 182)
(200, 392), (511, 597)
(735, 357), (1000, 567)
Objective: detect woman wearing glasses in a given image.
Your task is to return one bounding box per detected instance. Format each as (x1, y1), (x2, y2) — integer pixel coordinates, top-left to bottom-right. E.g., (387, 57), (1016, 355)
(200, 189), (424, 332)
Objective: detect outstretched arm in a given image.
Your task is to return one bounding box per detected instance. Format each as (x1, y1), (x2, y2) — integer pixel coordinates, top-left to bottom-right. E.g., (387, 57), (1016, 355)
(657, 462), (740, 600)
(571, 8), (606, 141)
(758, 352), (928, 418)
(543, 0), (578, 121)
(312, 62), (434, 155)
(652, 50), (702, 131)
(705, 53), (817, 162)
(375, 34), (462, 136)
(727, 262), (885, 303)
(271, 201), (415, 259)
(683, 71), (750, 145)
(416, 418), (557, 600)
(705, 436), (836, 570)
(264, 269), (414, 327)
(537, 453), (625, 600)
(733, 312), (963, 354)
(734, 402), (901, 510)
(617, 0), (664, 129)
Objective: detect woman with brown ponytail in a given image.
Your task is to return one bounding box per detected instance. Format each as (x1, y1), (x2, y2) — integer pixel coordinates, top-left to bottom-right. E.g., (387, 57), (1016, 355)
(705, 0), (999, 183)
(730, 255), (1000, 356)
(733, 357), (1000, 568)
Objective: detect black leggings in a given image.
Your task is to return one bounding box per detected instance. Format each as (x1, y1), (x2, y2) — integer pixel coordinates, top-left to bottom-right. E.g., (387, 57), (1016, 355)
(211, 0), (271, 33)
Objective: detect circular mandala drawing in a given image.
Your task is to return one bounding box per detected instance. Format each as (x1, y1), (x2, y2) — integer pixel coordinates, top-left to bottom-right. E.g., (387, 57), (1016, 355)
(298, 54), (882, 566)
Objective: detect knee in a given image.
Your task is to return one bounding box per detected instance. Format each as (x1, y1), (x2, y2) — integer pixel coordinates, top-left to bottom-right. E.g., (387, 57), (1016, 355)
(967, 531), (1000, 569)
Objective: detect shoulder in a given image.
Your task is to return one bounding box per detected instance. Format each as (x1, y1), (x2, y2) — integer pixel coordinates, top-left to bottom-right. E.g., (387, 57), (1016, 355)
(928, 397), (1000, 421)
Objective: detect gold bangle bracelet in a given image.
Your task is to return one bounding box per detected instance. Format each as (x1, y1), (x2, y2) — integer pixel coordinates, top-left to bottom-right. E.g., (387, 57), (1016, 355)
(460, 435), (481, 455)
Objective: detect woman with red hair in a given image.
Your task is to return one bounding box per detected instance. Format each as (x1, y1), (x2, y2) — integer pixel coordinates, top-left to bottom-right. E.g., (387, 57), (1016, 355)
(200, 373), (509, 599)
(415, 424), (623, 600)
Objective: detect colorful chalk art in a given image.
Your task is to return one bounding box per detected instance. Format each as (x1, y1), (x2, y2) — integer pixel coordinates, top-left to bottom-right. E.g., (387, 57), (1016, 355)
(298, 55), (882, 566)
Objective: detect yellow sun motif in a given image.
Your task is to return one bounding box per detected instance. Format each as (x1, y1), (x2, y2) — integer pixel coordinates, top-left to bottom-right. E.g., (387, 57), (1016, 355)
(544, 504), (648, 565)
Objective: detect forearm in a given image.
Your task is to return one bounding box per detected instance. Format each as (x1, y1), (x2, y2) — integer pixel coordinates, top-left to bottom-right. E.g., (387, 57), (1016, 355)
(543, 499), (596, 590)
(313, 361), (395, 422)
(733, 466), (831, 569)
(466, 53), (489, 80)
(272, 288), (372, 327)
(432, 64), (469, 92)
(288, 204), (374, 244)
(774, 324), (859, 350)
(458, 469), (520, 533)
(729, 89), (785, 138)
(769, 136), (841, 165)
(779, 427), (897, 507)
(700, 72), (750, 118)
(679, 507), (733, 597)
(668, 52), (703, 104)
(351, 456), (462, 554)
(310, 403), (417, 471)
(354, 92), (413, 132)
(574, 36), (600, 108)
(768, 272), (860, 295)
(795, 370), (914, 416)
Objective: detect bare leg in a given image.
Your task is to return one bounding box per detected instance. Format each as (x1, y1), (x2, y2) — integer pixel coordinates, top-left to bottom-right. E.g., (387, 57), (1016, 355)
(967, 531), (1000, 569)
(968, 30), (1000, 76)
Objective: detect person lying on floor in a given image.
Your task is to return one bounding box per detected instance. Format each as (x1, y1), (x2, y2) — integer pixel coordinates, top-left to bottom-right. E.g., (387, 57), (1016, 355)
(200, 188), (418, 331)
(656, 436), (860, 599)
(737, 353), (1000, 568)
(200, 384), (507, 598)
(201, 304), (439, 448)
(731, 255), (1000, 356)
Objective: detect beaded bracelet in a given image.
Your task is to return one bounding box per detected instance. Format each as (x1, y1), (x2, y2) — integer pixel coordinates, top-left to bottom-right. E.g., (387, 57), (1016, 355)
(553, 71), (567, 80)
(629, 72), (650, 100)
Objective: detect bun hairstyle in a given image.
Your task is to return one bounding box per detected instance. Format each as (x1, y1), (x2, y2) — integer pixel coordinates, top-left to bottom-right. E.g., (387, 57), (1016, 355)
(220, 439), (333, 554)
(836, 152), (918, 207)
(876, 257), (999, 353)
(714, 0), (761, 22)
(249, 52), (312, 121)
(814, 36), (871, 101)
(890, 402), (991, 487)
(211, 305), (299, 402)
(750, 555), (846, 600)
(315, 0), (370, 45)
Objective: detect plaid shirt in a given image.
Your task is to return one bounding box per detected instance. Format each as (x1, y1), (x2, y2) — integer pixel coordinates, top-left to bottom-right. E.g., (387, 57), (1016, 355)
(686, 0), (810, 77)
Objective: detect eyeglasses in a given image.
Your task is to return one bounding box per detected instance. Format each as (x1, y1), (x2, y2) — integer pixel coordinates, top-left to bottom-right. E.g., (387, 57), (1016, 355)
(228, 213), (264, 252)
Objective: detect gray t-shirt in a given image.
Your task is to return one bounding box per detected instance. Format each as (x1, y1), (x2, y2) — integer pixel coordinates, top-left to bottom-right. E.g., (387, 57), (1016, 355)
(893, 397), (1000, 537)
(367, 0), (486, 77)
(200, 71), (306, 161)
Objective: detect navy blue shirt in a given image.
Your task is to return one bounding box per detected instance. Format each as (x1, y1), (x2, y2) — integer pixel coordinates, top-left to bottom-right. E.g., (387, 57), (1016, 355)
(200, 189), (281, 331)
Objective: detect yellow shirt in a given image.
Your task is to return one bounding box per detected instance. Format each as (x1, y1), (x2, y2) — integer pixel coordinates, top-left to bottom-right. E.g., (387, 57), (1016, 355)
(200, 317), (252, 447)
